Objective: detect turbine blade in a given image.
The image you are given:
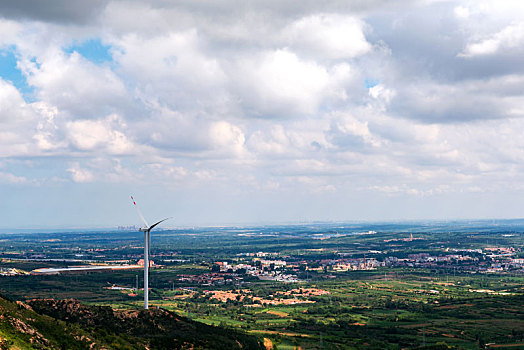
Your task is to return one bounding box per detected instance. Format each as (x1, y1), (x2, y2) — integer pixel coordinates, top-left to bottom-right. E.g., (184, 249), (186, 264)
(148, 217), (171, 231)
(131, 196), (149, 228)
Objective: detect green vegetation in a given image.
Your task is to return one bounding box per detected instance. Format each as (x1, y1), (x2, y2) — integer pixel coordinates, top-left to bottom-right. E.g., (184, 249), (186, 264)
(0, 221), (523, 348)
(0, 294), (264, 349)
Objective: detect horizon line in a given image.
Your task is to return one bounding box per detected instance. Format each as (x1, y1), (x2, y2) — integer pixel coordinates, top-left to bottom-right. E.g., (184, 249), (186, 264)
(1, 216), (524, 233)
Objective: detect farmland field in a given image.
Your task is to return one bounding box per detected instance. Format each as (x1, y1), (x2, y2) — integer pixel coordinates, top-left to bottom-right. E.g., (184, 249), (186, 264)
(1, 221), (523, 348)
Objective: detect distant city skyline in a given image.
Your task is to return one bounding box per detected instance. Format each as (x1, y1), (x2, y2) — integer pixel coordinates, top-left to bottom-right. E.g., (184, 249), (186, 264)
(1, 1), (524, 228)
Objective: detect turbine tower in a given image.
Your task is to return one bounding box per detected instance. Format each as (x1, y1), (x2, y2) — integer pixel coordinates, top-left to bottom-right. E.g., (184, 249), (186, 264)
(131, 196), (170, 309)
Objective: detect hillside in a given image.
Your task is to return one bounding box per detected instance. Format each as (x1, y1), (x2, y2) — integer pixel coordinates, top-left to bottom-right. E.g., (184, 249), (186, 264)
(0, 295), (264, 349)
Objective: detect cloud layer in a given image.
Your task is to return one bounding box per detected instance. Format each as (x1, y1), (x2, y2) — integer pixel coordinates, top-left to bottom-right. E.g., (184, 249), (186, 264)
(1, 0), (524, 226)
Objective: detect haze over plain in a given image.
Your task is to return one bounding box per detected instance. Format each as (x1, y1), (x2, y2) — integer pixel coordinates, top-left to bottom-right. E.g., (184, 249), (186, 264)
(1, 0), (524, 227)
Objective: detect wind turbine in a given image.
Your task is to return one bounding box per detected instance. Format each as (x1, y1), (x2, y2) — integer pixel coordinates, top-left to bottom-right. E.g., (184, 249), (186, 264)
(131, 196), (170, 309)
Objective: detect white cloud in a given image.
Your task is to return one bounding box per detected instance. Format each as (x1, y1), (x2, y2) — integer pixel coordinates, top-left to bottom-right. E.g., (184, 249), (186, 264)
(112, 30), (227, 112)
(0, 79), (40, 157)
(32, 102), (64, 151)
(390, 74), (524, 122)
(66, 115), (133, 154)
(328, 114), (382, 149)
(209, 121), (246, 157)
(0, 19), (21, 47)
(233, 49), (353, 117)
(282, 14), (371, 59)
(67, 163), (94, 183)
(0, 171), (28, 184)
(20, 50), (128, 116)
(237, 49), (328, 115)
(247, 125), (290, 155)
(459, 22), (524, 57)
(368, 84), (395, 112)
(454, 6), (470, 18)
(246, 120), (328, 158)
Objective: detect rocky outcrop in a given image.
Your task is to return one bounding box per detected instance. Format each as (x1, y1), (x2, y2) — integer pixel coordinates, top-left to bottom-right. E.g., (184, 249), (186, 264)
(25, 298), (264, 349)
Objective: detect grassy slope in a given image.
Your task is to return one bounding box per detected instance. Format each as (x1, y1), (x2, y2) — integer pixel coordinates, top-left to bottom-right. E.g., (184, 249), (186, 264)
(0, 295), (264, 350)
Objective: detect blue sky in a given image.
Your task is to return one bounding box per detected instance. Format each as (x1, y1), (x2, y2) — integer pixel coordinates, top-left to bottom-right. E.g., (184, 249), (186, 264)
(65, 39), (112, 64)
(1, 0), (524, 228)
(0, 47), (34, 101)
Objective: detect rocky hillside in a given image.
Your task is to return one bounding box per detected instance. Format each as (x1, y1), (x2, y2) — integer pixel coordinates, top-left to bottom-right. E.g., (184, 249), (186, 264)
(0, 295), (264, 349)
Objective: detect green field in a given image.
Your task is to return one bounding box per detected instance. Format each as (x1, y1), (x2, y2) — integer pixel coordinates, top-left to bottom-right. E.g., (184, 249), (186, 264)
(1, 224), (523, 349)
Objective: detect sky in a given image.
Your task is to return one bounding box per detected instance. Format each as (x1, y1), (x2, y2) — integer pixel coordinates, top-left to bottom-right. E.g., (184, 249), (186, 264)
(1, 0), (524, 228)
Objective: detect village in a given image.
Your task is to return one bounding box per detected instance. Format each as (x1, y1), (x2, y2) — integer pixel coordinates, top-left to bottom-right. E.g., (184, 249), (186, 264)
(164, 245), (524, 287)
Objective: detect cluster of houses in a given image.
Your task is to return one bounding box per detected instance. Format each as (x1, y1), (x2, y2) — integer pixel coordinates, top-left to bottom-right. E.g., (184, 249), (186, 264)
(176, 272), (244, 286)
(0, 267), (28, 276)
(197, 246), (523, 284)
